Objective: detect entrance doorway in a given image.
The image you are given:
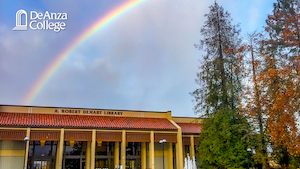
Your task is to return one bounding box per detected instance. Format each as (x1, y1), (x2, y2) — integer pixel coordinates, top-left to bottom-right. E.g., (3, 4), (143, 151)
(95, 142), (115, 169)
(126, 142), (141, 169)
(63, 141), (87, 169)
(28, 141), (57, 169)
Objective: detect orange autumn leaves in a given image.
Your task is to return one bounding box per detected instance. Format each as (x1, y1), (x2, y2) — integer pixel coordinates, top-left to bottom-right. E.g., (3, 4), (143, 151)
(264, 68), (300, 153)
(241, 7), (300, 157)
(262, 10), (300, 155)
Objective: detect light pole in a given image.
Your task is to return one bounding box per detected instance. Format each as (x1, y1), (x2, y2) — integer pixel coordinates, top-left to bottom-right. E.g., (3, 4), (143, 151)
(23, 137), (30, 169)
(159, 139), (167, 169)
(247, 148), (251, 169)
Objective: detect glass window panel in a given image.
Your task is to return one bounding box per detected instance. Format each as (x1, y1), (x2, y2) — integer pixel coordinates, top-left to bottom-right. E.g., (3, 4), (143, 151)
(64, 141), (86, 156)
(95, 142), (114, 156)
(126, 142), (141, 156)
(29, 141), (58, 157)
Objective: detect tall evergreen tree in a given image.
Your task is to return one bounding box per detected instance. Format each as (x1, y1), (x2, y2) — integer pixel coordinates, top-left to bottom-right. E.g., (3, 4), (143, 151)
(192, 2), (250, 168)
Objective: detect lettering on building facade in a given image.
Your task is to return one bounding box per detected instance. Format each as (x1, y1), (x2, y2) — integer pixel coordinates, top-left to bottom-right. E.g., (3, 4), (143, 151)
(54, 109), (123, 116)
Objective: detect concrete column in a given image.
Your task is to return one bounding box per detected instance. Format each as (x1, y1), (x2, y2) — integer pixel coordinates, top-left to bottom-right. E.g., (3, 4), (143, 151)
(167, 142), (173, 169)
(114, 142), (120, 168)
(183, 144), (186, 159)
(55, 141), (60, 169)
(57, 128), (64, 169)
(176, 143), (179, 169)
(149, 131), (155, 169)
(24, 127), (30, 169)
(176, 129), (183, 169)
(91, 129), (96, 169)
(121, 130), (126, 168)
(86, 141), (91, 169)
(190, 135), (195, 158)
(141, 142), (146, 169)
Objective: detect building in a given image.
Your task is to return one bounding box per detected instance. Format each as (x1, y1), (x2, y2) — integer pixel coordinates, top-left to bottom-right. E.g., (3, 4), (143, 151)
(0, 105), (201, 169)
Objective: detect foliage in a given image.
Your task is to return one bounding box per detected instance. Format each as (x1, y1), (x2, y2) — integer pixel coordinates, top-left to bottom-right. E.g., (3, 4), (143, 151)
(289, 155), (300, 169)
(238, 1), (300, 168)
(192, 2), (250, 168)
(192, 2), (242, 114)
(193, 1), (300, 168)
(239, 33), (271, 168)
(260, 0), (300, 167)
(197, 107), (250, 169)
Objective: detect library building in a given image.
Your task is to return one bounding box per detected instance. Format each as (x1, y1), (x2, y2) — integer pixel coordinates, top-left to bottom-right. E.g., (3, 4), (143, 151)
(0, 105), (201, 169)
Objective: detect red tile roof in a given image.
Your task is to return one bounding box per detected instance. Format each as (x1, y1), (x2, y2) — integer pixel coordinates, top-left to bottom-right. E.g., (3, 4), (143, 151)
(177, 123), (201, 134)
(0, 113), (177, 131)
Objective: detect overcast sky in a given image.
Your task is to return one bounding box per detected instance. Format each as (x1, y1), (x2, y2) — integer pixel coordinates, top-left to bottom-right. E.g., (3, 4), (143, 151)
(0, 0), (275, 117)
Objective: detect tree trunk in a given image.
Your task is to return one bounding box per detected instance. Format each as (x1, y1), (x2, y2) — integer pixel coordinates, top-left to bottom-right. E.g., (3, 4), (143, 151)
(216, 6), (228, 106)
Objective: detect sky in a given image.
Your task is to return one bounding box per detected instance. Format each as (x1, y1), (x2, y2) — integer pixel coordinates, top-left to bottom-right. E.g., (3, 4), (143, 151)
(0, 0), (275, 117)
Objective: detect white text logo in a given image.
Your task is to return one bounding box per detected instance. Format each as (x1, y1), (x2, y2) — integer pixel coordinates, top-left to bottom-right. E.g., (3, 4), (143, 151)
(13, 9), (68, 32)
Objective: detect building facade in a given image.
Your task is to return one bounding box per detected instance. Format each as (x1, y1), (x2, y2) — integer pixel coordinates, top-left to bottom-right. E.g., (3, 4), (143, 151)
(0, 105), (201, 169)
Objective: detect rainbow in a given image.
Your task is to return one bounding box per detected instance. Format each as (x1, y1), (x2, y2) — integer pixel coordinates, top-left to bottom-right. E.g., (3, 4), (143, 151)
(23, 0), (146, 105)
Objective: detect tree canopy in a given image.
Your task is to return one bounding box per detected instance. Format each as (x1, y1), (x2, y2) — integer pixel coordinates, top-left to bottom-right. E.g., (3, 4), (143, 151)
(192, 2), (250, 168)
(193, 0), (300, 168)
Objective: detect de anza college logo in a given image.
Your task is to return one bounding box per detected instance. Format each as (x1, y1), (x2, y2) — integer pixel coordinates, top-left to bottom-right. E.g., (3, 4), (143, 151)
(12, 9), (67, 32)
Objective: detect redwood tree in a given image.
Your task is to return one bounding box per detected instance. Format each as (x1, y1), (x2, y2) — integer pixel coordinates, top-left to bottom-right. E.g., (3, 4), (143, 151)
(192, 2), (250, 168)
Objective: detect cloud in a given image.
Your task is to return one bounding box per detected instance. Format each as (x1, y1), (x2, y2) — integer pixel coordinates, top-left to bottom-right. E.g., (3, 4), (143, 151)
(0, 24), (51, 102)
(76, 0), (207, 115)
(0, 0), (276, 117)
(22, 0), (208, 115)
